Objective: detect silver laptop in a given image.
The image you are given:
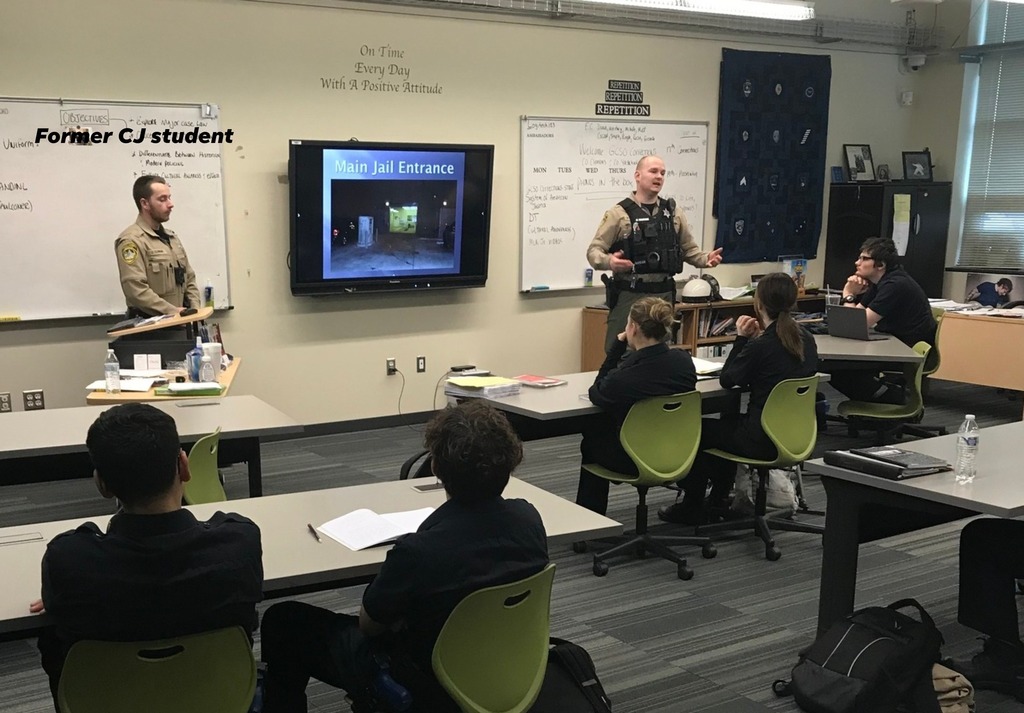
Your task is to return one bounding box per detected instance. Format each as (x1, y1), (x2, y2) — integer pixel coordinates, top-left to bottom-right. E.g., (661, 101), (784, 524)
(827, 306), (889, 341)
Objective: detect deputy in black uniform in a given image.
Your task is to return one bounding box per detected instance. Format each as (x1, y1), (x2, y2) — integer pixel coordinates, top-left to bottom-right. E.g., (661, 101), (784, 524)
(587, 155), (723, 353)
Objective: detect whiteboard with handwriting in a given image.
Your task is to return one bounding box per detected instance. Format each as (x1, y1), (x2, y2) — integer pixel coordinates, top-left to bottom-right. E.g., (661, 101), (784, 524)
(0, 97), (229, 321)
(520, 116), (708, 292)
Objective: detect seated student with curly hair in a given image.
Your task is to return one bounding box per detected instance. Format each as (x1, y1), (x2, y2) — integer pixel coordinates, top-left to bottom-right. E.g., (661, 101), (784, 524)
(261, 401), (549, 713)
(659, 272), (818, 524)
(575, 295), (697, 515)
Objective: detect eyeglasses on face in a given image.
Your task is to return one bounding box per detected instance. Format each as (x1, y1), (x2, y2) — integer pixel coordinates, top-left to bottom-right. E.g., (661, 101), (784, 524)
(856, 254), (874, 262)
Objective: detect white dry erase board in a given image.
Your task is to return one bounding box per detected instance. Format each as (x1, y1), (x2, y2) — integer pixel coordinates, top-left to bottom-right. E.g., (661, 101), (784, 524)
(520, 116), (708, 293)
(0, 97), (230, 322)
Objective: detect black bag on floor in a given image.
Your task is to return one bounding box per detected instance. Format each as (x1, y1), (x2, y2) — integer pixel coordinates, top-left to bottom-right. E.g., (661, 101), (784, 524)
(774, 598), (942, 713)
(529, 637), (612, 712)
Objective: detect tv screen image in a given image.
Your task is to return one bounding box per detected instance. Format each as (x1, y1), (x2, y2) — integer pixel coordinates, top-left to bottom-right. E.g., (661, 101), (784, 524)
(290, 141), (494, 295)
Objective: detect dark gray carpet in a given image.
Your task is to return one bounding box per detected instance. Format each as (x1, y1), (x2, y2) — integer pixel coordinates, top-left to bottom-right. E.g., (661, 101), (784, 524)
(0, 379), (1021, 712)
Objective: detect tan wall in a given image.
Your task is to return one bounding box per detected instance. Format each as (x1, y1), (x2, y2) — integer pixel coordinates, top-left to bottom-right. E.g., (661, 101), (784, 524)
(0, 0), (969, 424)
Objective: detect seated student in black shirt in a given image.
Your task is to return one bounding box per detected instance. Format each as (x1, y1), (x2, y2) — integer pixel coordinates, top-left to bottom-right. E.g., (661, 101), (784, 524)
(261, 401), (549, 713)
(30, 403), (263, 712)
(828, 236), (937, 403)
(659, 273), (818, 524)
(575, 296), (697, 515)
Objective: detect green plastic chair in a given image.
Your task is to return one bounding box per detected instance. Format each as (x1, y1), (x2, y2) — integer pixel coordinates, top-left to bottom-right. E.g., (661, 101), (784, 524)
(182, 427), (226, 505)
(57, 626), (256, 713)
(698, 376), (823, 561)
(837, 342), (946, 443)
(580, 391), (716, 580)
(432, 563), (556, 713)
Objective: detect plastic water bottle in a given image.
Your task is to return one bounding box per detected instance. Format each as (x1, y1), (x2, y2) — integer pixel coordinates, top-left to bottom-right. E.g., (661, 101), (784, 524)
(204, 279), (214, 308)
(955, 414), (979, 484)
(187, 337), (204, 382)
(104, 349), (121, 394)
(199, 354), (216, 383)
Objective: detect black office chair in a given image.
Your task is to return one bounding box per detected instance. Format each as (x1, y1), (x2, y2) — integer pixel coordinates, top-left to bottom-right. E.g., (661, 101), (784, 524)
(398, 450), (432, 480)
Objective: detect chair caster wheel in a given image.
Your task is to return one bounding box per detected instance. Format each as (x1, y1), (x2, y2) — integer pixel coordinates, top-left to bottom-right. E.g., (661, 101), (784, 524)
(677, 564), (694, 581)
(702, 544), (717, 559)
(766, 546), (782, 562)
(572, 541), (587, 554)
(593, 561), (609, 577)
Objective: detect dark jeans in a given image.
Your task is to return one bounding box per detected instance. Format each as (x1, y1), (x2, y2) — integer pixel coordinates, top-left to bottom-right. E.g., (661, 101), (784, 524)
(576, 419), (638, 515)
(679, 415), (777, 507)
(37, 629), (65, 713)
(959, 518), (1024, 645)
(261, 602), (375, 713)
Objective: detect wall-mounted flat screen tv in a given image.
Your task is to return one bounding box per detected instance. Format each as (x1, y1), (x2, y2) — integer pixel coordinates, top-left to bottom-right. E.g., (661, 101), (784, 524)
(289, 140), (494, 295)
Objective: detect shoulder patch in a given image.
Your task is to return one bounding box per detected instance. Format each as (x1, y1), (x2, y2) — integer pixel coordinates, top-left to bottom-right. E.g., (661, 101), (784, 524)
(120, 241), (139, 265)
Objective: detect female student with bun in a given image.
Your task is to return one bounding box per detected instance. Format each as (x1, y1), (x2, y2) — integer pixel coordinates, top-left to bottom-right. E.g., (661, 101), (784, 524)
(659, 272), (818, 525)
(575, 296), (697, 515)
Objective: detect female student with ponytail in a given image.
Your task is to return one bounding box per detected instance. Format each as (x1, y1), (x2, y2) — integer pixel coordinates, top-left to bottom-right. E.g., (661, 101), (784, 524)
(659, 272), (818, 525)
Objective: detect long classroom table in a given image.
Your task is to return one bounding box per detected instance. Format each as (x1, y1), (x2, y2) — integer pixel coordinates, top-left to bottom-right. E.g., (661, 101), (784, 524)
(0, 477), (621, 639)
(0, 395), (301, 497)
(805, 421), (1024, 636)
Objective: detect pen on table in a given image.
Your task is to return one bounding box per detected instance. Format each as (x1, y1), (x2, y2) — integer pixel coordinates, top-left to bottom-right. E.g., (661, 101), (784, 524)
(307, 523), (322, 543)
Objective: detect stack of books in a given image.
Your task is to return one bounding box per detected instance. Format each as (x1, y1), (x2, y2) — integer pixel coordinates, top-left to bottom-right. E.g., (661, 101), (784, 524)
(444, 375), (522, 399)
(823, 446), (951, 480)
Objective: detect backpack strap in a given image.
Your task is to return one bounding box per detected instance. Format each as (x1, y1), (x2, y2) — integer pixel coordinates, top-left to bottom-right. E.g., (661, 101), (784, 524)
(887, 598), (936, 629)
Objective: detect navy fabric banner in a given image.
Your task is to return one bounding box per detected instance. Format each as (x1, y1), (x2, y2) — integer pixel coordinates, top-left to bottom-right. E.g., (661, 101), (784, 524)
(713, 49), (831, 263)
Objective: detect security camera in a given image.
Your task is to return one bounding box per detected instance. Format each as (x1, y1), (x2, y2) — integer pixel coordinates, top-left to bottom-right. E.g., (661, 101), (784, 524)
(904, 54), (927, 71)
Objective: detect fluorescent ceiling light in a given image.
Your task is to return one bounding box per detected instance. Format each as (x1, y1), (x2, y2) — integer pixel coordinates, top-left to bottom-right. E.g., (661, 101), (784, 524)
(586, 0), (815, 21)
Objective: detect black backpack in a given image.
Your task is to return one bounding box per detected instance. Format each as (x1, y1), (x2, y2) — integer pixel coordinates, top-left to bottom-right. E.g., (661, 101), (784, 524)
(530, 637), (612, 712)
(775, 599), (942, 713)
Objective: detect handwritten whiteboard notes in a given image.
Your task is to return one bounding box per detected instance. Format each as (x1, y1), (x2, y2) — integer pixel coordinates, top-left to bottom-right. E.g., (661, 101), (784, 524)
(520, 117), (708, 292)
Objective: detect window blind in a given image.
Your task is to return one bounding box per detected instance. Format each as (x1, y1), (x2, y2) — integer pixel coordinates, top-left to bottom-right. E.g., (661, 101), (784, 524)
(958, 3), (1024, 268)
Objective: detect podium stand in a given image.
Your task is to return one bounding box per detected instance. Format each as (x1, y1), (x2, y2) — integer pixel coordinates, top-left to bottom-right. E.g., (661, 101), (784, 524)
(107, 306), (214, 369)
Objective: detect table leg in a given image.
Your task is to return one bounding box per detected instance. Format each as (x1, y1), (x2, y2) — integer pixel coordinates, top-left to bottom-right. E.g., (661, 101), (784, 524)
(246, 438), (263, 497)
(817, 477), (862, 635)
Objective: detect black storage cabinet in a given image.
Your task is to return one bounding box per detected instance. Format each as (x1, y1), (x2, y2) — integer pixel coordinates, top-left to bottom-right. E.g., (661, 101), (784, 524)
(822, 182), (951, 297)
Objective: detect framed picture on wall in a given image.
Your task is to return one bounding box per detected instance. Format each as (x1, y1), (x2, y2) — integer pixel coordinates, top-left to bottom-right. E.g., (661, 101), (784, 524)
(843, 144), (875, 182)
(876, 164), (891, 181)
(902, 151), (932, 181)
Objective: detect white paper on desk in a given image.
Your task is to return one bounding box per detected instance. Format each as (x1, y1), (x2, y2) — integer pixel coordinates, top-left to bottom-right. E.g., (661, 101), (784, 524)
(892, 194), (911, 256)
(85, 378), (156, 392)
(691, 357), (724, 376)
(718, 285), (754, 301)
(120, 369), (167, 378)
(318, 507), (435, 551)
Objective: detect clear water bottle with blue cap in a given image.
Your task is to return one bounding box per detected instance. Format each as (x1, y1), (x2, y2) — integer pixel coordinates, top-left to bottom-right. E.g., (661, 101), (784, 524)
(955, 414), (979, 485)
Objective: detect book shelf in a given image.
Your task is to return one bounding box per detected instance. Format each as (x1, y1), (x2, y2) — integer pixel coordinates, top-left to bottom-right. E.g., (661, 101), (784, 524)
(580, 295), (825, 371)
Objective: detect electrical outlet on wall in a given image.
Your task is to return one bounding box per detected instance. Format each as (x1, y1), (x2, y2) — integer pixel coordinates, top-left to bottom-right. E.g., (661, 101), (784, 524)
(416, 356), (426, 373)
(23, 389), (45, 411)
(386, 358), (397, 376)
(0, 392), (11, 413)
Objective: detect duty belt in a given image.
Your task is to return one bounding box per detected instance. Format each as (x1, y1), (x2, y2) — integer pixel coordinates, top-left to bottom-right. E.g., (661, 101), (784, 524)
(613, 277), (674, 294)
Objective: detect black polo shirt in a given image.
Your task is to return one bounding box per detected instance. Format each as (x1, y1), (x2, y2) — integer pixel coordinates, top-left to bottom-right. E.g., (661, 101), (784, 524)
(588, 340), (697, 428)
(861, 267), (937, 347)
(41, 509), (263, 647)
(362, 496), (548, 673)
(721, 322), (818, 423)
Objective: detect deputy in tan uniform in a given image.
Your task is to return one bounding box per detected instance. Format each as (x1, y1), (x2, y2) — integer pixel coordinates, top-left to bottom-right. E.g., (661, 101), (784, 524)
(116, 175), (201, 317)
(587, 155), (723, 353)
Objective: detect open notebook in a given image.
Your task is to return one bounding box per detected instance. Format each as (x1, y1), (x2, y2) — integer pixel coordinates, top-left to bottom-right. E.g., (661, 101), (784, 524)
(317, 507), (435, 551)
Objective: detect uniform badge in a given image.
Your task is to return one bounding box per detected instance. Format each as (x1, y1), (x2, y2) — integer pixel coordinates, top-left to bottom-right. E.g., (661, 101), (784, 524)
(662, 208), (671, 219)
(120, 242), (139, 265)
